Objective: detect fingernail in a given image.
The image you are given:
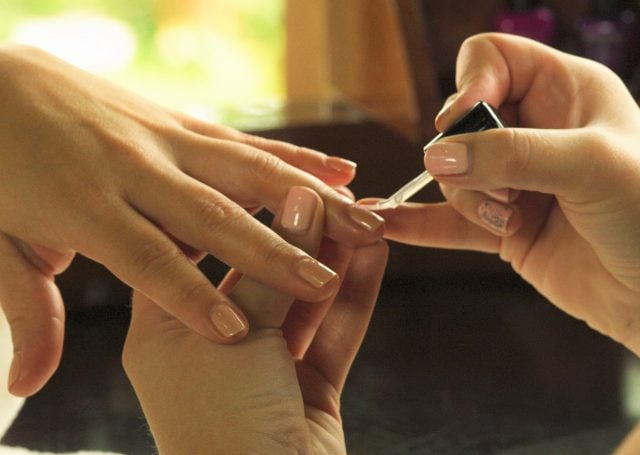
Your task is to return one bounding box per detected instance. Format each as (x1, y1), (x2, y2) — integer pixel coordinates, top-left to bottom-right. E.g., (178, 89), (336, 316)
(296, 258), (338, 289)
(435, 102), (453, 125)
(424, 142), (469, 175)
(349, 204), (385, 231)
(210, 305), (247, 338)
(486, 188), (511, 203)
(281, 186), (317, 232)
(478, 200), (513, 234)
(8, 352), (22, 393)
(326, 156), (357, 173)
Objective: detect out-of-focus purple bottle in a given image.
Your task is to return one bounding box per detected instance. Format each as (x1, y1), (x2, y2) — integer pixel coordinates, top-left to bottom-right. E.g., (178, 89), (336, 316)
(577, 0), (638, 79)
(494, 0), (557, 46)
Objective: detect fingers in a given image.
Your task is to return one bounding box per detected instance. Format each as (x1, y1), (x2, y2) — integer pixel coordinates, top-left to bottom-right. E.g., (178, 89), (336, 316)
(360, 199), (500, 253)
(239, 134), (357, 187)
(435, 33), (553, 131)
(12, 240), (75, 276)
(175, 112), (357, 186)
(128, 186), (326, 343)
(227, 186), (326, 328)
(79, 200), (249, 344)
(435, 33), (517, 131)
(436, 33), (624, 132)
(438, 184), (523, 237)
(282, 239), (355, 358)
(168, 135), (384, 245)
(302, 241), (389, 395)
(424, 127), (616, 202)
(0, 234), (65, 397)
(125, 167), (346, 305)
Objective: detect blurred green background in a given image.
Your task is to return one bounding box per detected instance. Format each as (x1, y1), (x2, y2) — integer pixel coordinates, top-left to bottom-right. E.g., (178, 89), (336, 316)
(0, 0), (285, 125)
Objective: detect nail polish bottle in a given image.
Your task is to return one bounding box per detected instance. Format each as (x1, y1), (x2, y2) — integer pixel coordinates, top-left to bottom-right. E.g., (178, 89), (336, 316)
(494, 0), (557, 46)
(576, 0), (638, 79)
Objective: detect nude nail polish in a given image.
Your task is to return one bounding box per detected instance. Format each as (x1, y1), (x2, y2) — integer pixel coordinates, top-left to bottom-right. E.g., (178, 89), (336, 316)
(349, 204), (385, 231)
(296, 258), (338, 289)
(424, 142), (469, 175)
(210, 305), (247, 338)
(326, 156), (357, 173)
(478, 200), (513, 234)
(281, 186), (317, 232)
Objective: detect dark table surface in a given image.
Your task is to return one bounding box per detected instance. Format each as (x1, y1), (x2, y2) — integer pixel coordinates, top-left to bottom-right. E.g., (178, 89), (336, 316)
(2, 271), (634, 454)
(2, 118), (636, 454)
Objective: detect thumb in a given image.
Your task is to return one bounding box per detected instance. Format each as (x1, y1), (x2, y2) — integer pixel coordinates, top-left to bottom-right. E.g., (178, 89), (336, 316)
(435, 33), (517, 131)
(0, 234), (65, 397)
(424, 126), (611, 200)
(435, 33), (580, 132)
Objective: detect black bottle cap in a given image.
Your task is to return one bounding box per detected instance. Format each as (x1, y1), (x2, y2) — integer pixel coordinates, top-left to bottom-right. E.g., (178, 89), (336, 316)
(441, 102), (504, 138)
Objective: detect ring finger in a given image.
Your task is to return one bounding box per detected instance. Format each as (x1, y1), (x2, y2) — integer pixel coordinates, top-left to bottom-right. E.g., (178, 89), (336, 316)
(439, 183), (523, 236)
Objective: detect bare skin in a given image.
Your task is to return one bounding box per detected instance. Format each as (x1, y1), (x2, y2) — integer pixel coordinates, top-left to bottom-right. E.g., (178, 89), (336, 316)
(0, 44), (384, 397)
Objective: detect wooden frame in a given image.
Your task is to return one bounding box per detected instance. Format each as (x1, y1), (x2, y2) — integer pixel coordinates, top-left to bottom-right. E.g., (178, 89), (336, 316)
(285, 0), (443, 141)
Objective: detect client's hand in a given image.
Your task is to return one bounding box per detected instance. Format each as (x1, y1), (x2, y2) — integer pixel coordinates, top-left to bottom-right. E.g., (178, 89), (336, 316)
(122, 186), (388, 454)
(0, 43), (384, 397)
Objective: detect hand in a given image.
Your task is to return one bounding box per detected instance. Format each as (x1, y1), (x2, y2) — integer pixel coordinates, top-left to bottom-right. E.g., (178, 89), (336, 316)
(123, 186), (388, 454)
(372, 33), (640, 354)
(0, 44), (385, 396)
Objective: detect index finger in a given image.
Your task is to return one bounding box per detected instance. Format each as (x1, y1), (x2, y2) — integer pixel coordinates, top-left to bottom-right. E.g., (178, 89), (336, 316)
(437, 33), (604, 131)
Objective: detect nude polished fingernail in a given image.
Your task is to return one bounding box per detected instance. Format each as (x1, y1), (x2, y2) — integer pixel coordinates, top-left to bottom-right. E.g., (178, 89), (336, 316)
(210, 305), (247, 338)
(349, 204), (385, 231)
(424, 142), (469, 175)
(296, 258), (338, 289)
(478, 200), (513, 234)
(281, 186), (317, 232)
(326, 156), (357, 173)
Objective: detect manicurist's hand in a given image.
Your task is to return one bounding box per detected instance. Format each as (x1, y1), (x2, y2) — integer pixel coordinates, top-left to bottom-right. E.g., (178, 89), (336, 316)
(123, 186), (388, 454)
(370, 33), (640, 355)
(0, 43), (384, 397)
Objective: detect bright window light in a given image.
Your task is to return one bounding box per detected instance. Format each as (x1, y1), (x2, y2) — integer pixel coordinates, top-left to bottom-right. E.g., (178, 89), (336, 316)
(11, 13), (136, 74)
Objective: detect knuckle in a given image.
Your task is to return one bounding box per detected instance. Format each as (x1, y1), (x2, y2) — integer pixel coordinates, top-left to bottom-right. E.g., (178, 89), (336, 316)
(255, 237), (295, 267)
(242, 133), (268, 149)
(167, 280), (211, 314)
(580, 128), (634, 187)
(459, 34), (480, 53)
(129, 239), (182, 285)
(582, 128), (614, 164)
(500, 128), (535, 179)
(196, 196), (248, 238)
(248, 151), (285, 182)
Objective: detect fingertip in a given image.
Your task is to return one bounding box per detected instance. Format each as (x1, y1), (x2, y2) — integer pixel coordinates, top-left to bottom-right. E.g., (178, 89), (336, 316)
(325, 156), (357, 175)
(8, 335), (63, 398)
(355, 197), (382, 207)
(208, 304), (249, 343)
(334, 186), (355, 202)
(348, 203), (385, 233)
(477, 199), (522, 237)
(278, 186), (322, 234)
(7, 352), (24, 396)
(294, 257), (341, 301)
